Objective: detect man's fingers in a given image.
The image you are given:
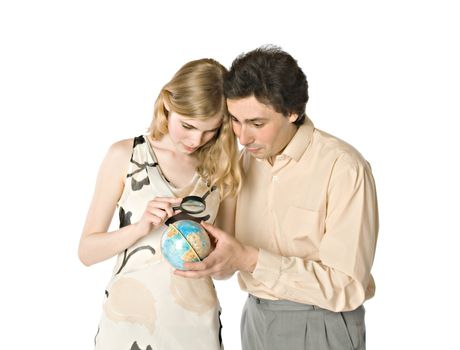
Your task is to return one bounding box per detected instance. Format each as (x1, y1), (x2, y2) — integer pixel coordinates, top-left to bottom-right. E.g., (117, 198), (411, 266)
(183, 260), (208, 271)
(201, 221), (221, 239)
(174, 265), (215, 278)
(174, 269), (207, 279)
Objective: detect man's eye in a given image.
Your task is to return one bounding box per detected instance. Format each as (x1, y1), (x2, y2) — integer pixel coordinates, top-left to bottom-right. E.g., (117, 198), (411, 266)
(253, 123), (264, 128)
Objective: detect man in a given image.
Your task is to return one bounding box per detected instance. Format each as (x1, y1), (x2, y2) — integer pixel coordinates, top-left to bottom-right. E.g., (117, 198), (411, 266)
(177, 46), (379, 350)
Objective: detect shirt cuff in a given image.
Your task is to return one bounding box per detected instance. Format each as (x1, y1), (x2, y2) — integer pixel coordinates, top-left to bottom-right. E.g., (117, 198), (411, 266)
(251, 249), (282, 289)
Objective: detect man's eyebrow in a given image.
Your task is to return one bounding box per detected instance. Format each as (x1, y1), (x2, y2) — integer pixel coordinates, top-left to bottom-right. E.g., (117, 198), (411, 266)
(229, 114), (268, 123)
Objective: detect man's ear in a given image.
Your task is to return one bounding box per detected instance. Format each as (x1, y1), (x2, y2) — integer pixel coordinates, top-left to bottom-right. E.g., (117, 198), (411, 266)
(288, 113), (298, 123)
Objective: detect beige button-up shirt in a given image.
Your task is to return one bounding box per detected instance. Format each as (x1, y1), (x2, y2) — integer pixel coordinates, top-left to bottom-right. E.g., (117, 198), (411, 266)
(235, 118), (379, 312)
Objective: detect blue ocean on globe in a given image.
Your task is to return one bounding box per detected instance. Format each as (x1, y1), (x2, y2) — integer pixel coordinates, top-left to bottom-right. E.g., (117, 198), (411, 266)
(161, 220), (211, 270)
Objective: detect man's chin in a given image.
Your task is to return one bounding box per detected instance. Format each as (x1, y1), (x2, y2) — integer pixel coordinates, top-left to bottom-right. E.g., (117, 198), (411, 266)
(246, 147), (266, 159)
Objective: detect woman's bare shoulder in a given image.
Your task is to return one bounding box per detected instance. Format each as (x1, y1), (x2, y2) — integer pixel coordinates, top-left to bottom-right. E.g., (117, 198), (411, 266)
(98, 138), (134, 179)
(108, 138), (134, 157)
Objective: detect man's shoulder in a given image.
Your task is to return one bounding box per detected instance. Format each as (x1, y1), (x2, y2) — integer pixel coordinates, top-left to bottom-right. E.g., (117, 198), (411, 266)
(311, 128), (370, 170)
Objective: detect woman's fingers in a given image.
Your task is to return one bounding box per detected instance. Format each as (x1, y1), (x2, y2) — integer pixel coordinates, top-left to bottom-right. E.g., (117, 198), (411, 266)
(148, 197), (182, 218)
(143, 197), (183, 225)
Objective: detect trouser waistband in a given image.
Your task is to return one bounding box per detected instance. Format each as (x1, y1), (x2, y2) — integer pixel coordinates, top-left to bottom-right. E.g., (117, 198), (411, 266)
(248, 294), (319, 311)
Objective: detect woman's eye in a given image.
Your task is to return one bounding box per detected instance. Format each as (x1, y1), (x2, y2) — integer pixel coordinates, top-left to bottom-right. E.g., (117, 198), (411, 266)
(182, 124), (193, 129)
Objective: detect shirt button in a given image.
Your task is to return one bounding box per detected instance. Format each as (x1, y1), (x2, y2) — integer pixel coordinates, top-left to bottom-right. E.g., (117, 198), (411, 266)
(273, 176), (278, 182)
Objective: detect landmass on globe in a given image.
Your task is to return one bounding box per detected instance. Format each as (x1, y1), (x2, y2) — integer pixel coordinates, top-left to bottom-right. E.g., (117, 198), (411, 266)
(161, 220), (211, 270)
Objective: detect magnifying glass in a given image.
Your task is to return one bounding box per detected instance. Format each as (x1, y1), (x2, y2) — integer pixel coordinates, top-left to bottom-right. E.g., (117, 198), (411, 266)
(173, 186), (216, 214)
(172, 195), (206, 215)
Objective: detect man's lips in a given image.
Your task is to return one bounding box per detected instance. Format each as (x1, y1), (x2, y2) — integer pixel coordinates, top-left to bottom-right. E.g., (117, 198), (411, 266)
(245, 146), (261, 153)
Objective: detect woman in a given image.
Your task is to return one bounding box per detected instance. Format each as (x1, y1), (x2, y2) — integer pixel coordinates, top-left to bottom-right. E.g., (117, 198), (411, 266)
(78, 58), (241, 350)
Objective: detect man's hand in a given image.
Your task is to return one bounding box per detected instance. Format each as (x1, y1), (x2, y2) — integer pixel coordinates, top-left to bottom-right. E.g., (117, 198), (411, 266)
(174, 221), (258, 279)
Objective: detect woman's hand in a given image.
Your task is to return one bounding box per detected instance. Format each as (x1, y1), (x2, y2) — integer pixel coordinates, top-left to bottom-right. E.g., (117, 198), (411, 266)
(135, 197), (182, 237)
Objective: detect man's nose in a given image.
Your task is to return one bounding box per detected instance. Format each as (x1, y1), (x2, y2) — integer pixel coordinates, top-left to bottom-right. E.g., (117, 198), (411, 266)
(238, 125), (253, 146)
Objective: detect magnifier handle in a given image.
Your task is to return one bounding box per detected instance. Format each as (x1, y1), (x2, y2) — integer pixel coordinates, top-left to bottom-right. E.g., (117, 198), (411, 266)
(201, 186), (217, 201)
(172, 206), (181, 211)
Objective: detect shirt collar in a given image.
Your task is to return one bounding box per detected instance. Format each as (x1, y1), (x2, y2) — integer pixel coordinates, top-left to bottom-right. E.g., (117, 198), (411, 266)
(280, 117), (315, 162)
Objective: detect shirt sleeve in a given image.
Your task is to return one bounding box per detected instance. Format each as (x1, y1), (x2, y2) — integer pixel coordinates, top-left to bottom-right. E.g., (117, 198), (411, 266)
(251, 153), (379, 312)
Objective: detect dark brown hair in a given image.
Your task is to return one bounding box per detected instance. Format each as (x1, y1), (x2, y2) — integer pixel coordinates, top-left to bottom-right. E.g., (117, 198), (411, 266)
(224, 45), (309, 126)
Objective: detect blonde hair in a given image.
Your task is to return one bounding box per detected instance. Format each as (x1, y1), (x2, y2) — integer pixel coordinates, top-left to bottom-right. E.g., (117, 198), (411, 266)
(149, 59), (241, 198)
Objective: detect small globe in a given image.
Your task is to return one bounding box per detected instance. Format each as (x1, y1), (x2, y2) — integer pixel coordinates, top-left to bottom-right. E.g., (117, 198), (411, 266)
(160, 220), (211, 270)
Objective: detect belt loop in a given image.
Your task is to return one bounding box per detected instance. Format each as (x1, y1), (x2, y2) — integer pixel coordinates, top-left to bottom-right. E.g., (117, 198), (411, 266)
(249, 294), (261, 304)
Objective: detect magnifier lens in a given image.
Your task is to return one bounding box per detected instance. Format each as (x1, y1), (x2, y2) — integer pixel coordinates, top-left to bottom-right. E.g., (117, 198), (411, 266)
(180, 199), (206, 214)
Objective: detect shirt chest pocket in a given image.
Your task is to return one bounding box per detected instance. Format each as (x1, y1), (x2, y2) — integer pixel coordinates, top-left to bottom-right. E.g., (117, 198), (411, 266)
(281, 207), (324, 258)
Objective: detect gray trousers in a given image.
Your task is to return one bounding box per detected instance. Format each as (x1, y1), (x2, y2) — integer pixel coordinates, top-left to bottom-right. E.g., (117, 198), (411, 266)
(241, 295), (365, 350)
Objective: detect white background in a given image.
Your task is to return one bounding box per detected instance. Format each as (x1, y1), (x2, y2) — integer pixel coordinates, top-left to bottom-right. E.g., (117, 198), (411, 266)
(1, 0), (459, 349)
